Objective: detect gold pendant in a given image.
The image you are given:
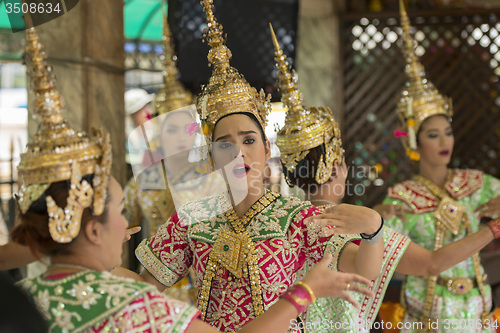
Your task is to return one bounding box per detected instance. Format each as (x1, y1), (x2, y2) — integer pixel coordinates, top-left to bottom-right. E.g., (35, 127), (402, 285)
(211, 228), (246, 278)
(446, 277), (473, 295)
(433, 196), (463, 235)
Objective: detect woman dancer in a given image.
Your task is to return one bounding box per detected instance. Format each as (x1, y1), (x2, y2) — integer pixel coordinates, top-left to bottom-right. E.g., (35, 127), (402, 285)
(124, 14), (198, 238)
(374, 3), (500, 332)
(271, 16), (500, 332)
(136, 1), (383, 332)
(13, 27), (374, 333)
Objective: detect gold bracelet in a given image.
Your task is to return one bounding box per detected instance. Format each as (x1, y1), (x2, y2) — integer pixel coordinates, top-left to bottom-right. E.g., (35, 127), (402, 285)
(296, 281), (316, 303)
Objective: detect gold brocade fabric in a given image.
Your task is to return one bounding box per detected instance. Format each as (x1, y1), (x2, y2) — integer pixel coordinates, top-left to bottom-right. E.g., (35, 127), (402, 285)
(385, 169), (499, 332)
(124, 176), (176, 236)
(135, 193), (333, 332)
(124, 163), (203, 305)
(124, 163), (207, 236)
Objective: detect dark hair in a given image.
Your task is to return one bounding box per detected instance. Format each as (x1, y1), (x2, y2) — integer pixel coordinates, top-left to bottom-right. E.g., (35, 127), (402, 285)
(0, 272), (47, 333)
(213, 112), (267, 144)
(283, 144), (331, 189)
(416, 114), (452, 146)
(156, 109), (196, 157)
(11, 174), (110, 258)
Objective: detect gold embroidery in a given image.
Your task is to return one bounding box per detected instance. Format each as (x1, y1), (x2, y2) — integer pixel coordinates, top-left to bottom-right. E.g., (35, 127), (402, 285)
(389, 169), (484, 214)
(409, 173), (490, 328)
(135, 239), (182, 287)
(432, 197), (464, 235)
(211, 228), (246, 278)
(414, 173), (464, 235)
(198, 191), (280, 320)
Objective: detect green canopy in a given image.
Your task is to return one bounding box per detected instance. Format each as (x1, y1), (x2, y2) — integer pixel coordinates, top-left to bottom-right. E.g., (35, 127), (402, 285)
(0, 0), (167, 60)
(0, 1), (12, 32)
(124, 0), (166, 42)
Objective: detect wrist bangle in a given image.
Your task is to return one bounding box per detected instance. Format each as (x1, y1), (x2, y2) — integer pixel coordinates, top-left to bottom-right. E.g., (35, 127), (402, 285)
(361, 227), (384, 245)
(360, 217), (384, 240)
(296, 281), (316, 303)
(280, 284), (312, 314)
(487, 217), (500, 239)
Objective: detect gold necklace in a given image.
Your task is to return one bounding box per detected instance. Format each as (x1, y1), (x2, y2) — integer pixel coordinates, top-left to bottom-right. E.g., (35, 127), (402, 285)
(198, 191), (280, 320)
(45, 263), (92, 276)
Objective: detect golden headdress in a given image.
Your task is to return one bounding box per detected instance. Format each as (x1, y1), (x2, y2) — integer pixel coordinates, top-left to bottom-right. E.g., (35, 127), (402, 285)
(154, 12), (195, 117)
(271, 24), (343, 185)
(397, 0), (453, 161)
(197, 0), (271, 141)
(17, 28), (112, 243)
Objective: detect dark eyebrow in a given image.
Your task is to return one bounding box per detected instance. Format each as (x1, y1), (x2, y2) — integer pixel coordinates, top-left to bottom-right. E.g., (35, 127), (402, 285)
(215, 130), (257, 142)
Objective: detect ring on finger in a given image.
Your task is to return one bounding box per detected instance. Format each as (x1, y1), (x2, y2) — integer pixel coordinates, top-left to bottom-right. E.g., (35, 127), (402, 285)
(346, 283), (351, 291)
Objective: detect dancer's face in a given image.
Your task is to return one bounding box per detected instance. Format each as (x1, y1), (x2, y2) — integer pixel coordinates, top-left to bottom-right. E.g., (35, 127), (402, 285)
(212, 114), (270, 194)
(418, 115), (454, 167)
(160, 111), (196, 158)
(100, 177), (128, 270)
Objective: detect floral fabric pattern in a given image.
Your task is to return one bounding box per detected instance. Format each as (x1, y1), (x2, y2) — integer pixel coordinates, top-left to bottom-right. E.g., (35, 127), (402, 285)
(18, 270), (200, 333)
(384, 169), (500, 333)
(136, 193), (332, 332)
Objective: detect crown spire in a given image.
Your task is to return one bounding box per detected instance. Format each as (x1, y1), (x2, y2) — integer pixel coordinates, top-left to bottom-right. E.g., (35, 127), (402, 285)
(269, 23), (303, 115)
(25, 28), (64, 124)
(196, 0), (270, 142)
(395, 0), (453, 161)
(200, 0), (232, 68)
(272, 23), (343, 183)
(162, 9), (176, 70)
(399, 0), (426, 86)
(18, 27), (112, 243)
(154, 10), (194, 116)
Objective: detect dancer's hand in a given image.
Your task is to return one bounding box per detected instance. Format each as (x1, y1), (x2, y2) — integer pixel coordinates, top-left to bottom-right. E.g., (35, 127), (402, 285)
(302, 253), (374, 309)
(475, 196), (500, 219)
(124, 226), (141, 242)
(373, 203), (410, 222)
(305, 203), (382, 236)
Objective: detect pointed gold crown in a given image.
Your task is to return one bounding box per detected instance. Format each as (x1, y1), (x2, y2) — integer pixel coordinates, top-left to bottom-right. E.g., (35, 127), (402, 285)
(17, 28), (112, 243)
(197, 0), (271, 141)
(272, 24), (343, 184)
(154, 11), (195, 117)
(397, 0), (453, 161)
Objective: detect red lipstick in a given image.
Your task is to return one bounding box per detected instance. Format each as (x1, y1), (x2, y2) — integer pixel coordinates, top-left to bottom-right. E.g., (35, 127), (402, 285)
(232, 163), (250, 178)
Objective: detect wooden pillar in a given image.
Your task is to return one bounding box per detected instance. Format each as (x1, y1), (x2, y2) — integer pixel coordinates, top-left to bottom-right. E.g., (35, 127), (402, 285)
(296, 0), (345, 125)
(27, 1), (126, 185)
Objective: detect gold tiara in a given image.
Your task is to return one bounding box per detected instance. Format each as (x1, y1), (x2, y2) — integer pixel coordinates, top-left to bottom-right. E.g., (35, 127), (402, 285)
(271, 23), (343, 184)
(154, 11), (195, 117)
(17, 28), (111, 243)
(196, 0), (271, 141)
(396, 0), (453, 161)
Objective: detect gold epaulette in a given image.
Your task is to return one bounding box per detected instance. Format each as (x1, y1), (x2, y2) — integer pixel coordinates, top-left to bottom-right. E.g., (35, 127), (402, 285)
(388, 169), (484, 214)
(444, 169), (483, 201)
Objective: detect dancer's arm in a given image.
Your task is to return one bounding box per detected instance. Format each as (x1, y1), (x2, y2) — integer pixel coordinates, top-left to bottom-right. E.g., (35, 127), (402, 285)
(0, 242), (36, 270)
(396, 226), (494, 276)
(186, 254), (375, 333)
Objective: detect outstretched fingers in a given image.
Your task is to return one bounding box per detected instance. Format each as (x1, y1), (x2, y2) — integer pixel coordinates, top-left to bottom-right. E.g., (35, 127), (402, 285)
(343, 273), (375, 296)
(124, 226), (141, 242)
(339, 292), (362, 309)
